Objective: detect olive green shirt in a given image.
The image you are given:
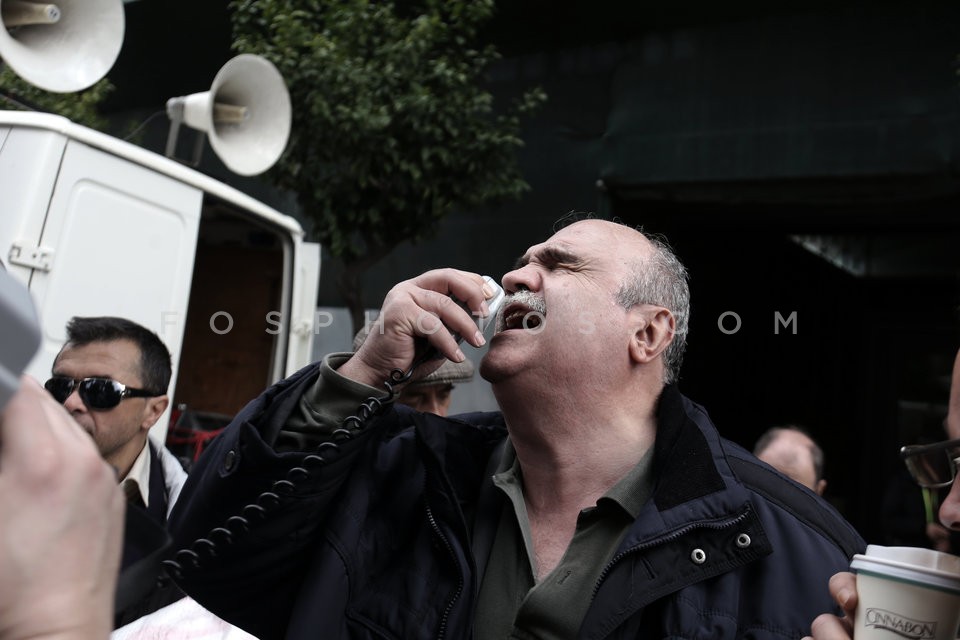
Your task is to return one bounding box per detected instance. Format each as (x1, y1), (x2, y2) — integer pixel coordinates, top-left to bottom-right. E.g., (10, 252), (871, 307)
(473, 442), (654, 640)
(286, 355), (655, 638)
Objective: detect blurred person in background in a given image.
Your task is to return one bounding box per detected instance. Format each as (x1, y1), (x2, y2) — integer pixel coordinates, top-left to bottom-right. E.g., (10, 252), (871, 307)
(754, 425), (827, 495)
(354, 321), (474, 416)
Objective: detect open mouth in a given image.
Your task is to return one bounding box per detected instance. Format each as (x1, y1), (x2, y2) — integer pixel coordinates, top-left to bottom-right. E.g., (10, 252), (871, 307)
(499, 302), (545, 332)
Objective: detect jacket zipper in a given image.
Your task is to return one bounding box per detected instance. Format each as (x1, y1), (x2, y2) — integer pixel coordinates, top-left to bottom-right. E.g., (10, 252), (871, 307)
(426, 503), (464, 640)
(592, 508), (752, 598)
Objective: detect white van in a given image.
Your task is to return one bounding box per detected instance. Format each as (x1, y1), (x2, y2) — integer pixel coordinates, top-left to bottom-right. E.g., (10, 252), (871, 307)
(0, 110), (320, 444)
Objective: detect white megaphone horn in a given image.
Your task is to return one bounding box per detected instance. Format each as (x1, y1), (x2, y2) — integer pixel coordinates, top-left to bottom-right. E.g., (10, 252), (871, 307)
(165, 54), (292, 177)
(0, 0), (125, 92)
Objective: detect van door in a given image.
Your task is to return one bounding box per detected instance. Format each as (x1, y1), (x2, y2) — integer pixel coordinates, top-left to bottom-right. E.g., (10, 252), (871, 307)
(0, 124), (70, 287)
(26, 139), (202, 398)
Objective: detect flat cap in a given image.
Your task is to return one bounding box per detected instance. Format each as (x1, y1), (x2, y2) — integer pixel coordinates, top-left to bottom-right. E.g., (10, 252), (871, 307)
(352, 322), (474, 386)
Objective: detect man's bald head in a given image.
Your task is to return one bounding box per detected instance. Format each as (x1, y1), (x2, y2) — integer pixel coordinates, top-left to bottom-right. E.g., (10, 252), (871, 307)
(754, 426), (827, 495)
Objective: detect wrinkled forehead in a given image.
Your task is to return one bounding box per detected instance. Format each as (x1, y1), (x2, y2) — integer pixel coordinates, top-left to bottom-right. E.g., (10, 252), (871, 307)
(526, 220), (652, 260)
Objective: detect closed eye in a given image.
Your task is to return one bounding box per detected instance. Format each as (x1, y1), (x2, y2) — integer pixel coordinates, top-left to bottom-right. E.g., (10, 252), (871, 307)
(514, 246), (583, 271)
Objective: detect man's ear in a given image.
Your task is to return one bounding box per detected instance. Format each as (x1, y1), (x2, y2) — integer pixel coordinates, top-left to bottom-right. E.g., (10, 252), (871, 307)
(815, 479), (827, 496)
(628, 307), (676, 366)
(140, 394), (170, 431)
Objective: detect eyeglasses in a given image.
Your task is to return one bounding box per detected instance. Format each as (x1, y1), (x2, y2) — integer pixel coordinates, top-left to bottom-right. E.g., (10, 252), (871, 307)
(901, 438), (960, 488)
(44, 376), (159, 411)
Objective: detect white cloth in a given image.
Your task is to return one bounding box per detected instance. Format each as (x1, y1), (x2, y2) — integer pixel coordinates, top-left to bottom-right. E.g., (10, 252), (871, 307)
(122, 439), (152, 508)
(111, 596), (258, 640)
(152, 434), (187, 516)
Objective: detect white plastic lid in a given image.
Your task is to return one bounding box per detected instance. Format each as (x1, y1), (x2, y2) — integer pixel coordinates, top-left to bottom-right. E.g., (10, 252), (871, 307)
(852, 545), (960, 594)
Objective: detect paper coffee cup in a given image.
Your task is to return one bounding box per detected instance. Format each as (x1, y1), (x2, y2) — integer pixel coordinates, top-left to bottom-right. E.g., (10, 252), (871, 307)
(851, 545), (960, 640)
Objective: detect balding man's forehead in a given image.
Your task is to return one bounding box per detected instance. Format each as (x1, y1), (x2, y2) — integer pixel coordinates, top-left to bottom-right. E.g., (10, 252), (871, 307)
(513, 221), (655, 271)
(552, 220), (653, 252)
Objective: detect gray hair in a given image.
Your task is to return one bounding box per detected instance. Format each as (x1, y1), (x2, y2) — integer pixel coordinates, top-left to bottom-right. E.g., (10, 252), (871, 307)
(553, 212), (691, 384)
(614, 233), (690, 385)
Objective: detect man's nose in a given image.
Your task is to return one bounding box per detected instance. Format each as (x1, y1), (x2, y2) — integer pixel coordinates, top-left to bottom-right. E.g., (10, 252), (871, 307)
(61, 386), (85, 412)
(502, 266), (540, 295)
(938, 481), (960, 530)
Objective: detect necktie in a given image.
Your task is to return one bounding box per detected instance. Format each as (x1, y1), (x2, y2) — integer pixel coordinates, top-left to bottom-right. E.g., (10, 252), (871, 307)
(123, 479), (146, 510)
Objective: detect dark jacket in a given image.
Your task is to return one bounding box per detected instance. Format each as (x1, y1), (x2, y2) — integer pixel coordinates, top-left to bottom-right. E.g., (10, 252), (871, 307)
(169, 364), (864, 640)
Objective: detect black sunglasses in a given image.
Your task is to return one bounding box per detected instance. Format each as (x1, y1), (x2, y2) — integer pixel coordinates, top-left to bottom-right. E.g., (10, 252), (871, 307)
(900, 438), (960, 489)
(44, 376), (160, 411)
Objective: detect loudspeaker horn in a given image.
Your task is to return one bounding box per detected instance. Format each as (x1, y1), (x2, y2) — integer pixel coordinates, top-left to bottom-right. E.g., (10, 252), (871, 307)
(0, 0), (125, 92)
(165, 54), (292, 177)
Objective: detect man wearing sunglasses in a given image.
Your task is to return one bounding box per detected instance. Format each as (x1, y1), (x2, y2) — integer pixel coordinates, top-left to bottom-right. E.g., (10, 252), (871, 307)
(45, 316), (187, 628)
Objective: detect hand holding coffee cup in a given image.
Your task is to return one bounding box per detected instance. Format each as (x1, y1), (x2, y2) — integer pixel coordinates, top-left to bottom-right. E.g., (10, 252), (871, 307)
(849, 545), (960, 640)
